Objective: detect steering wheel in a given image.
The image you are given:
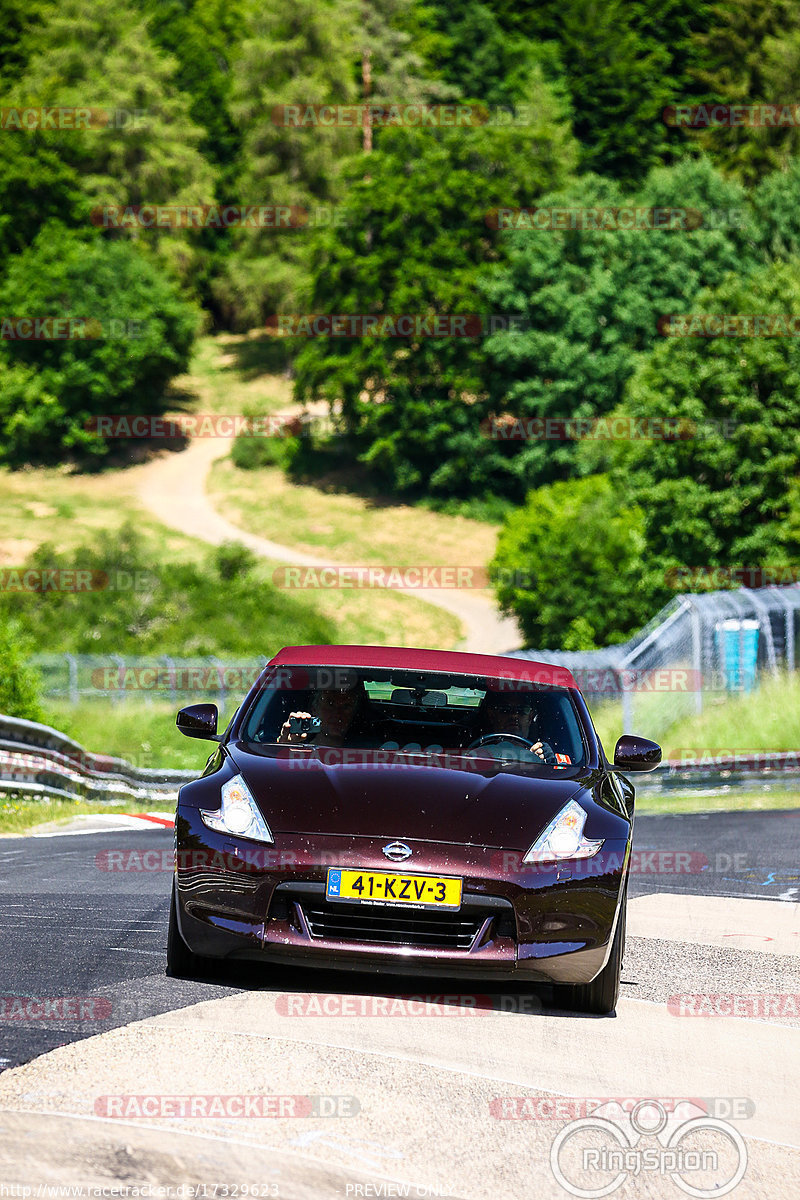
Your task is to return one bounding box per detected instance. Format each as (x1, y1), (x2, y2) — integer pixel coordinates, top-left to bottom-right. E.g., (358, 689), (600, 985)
(467, 733), (544, 757)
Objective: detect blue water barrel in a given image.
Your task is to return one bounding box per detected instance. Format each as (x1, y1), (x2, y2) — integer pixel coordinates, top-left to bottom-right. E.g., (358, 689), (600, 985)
(714, 619), (760, 691)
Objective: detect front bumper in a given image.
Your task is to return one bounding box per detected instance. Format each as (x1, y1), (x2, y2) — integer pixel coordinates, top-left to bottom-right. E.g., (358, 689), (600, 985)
(174, 807), (629, 985)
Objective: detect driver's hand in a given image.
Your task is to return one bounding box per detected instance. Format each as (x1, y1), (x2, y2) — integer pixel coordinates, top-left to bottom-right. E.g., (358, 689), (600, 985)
(278, 711), (313, 744)
(529, 741), (545, 760)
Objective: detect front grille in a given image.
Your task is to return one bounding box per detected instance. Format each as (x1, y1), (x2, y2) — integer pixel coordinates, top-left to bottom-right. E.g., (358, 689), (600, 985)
(299, 900), (484, 950)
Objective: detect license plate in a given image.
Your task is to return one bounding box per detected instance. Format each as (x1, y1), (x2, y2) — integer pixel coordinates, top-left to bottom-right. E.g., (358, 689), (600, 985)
(326, 868), (462, 909)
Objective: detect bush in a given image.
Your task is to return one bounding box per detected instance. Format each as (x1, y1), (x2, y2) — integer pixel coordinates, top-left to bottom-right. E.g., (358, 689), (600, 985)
(0, 618), (43, 721)
(292, 88), (578, 501)
(0, 226), (200, 464)
(604, 259), (800, 573)
(0, 522), (334, 657)
(231, 430), (296, 471)
(481, 158), (758, 497)
(490, 475), (661, 648)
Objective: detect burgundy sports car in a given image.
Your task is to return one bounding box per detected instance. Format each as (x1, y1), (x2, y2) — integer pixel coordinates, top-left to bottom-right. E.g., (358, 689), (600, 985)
(167, 645), (661, 1013)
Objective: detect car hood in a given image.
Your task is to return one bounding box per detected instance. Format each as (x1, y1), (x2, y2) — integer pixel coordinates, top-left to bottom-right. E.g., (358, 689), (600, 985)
(227, 742), (600, 849)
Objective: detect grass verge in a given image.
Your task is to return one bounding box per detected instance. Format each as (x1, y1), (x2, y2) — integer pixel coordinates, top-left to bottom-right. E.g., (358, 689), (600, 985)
(0, 794), (170, 835)
(635, 787), (800, 815)
(39, 699), (219, 771)
(208, 459), (500, 573)
(588, 672), (800, 757)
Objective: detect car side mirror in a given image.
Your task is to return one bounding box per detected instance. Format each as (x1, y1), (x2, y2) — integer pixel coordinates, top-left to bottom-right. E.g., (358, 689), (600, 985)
(613, 734), (661, 772)
(176, 703), (220, 741)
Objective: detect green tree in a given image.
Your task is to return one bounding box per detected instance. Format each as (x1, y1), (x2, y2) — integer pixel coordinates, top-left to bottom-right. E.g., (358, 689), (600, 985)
(11, 0), (215, 208)
(215, 0), (362, 328)
(484, 0), (714, 180)
(605, 260), (800, 574)
(0, 139), (87, 277)
(406, 0), (552, 107)
(751, 157), (800, 261)
(490, 475), (656, 648)
(689, 0), (800, 182)
(291, 72), (578, 498)
(218, 0), (444, 328)
(144, 0), (246, 182)
(0, 617), (43, 721)
(482, 158), (758, 499)
(0, 227), (200, 464)
(0, 0), (55, 85)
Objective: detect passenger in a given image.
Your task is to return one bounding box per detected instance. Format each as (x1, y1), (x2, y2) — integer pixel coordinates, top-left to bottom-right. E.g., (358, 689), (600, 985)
(278, 678), (365, 747)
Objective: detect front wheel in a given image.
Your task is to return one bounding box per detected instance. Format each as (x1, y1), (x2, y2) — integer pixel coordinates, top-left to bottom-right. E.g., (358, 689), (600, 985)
(558, 890), (626, 1015)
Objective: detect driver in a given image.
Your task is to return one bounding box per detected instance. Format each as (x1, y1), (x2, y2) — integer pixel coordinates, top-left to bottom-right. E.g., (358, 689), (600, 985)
(475, 691), (557, 763)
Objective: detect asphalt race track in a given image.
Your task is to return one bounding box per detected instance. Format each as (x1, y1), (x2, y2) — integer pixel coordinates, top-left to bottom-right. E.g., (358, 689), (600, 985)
(1, 811), (799, 1198)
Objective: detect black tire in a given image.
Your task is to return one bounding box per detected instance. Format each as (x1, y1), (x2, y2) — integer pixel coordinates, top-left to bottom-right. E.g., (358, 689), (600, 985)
(559, 891), (627, 1016)
(166, 881), (217, 979)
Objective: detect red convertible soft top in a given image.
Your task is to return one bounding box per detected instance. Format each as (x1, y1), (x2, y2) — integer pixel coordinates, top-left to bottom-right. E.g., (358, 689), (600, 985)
(268, 645), (577, 689)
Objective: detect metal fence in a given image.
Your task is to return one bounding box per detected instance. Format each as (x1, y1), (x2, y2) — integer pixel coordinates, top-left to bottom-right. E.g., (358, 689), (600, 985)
(25, 586), (800, 750)
(0, 714), (193, 804)
(508, 584), (800, 739)
(2, 712), (797, 803)
(30, 653), (266, 708)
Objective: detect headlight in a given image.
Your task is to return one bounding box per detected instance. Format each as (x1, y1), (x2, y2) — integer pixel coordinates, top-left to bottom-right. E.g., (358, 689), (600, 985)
(200, 774), (274, 843)
(522, 799), (603, 864)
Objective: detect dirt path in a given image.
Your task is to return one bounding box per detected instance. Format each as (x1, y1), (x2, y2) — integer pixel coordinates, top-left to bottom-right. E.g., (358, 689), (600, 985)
(133, 437), (521, 654)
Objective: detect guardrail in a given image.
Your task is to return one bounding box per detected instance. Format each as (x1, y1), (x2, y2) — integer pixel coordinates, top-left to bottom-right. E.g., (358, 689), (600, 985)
(1, 714), (798, 805)
(638, 751), (800, 793)
(0, 714), (195, 805)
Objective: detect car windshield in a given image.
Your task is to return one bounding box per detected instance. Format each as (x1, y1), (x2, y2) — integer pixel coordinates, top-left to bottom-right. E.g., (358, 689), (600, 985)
(239, 665), (587, 769)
